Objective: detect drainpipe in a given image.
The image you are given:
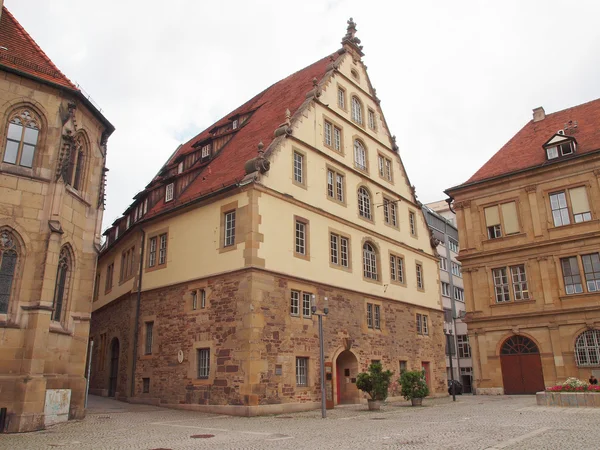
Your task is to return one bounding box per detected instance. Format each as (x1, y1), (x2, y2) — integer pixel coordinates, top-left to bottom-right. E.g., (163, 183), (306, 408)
(130, 228), (145, 398)
(445, 222), (461, 382)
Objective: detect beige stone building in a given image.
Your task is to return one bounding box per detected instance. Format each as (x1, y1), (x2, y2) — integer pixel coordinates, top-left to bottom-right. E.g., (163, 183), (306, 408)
(89, 20), (446, 415)
(447, 99), (600, 395)
(0, 5), (113, 432)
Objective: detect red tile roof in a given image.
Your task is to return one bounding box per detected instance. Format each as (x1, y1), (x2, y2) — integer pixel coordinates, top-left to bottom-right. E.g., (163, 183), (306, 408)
(463, 98), (600, 185)
(137, 52), (341, 220)
(0, 7), (77, 90)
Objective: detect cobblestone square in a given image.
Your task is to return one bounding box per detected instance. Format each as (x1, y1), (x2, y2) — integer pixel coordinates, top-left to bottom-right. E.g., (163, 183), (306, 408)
(3, 395), (600, 449)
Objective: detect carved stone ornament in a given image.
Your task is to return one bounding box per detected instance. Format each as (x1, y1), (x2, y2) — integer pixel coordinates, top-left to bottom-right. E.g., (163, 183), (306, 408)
(343, 337), (353, 351)
(48, 220), (64, 234)
(244, 141), (270, 175)
(341, 18), (364, 56)
(274, 109), (293, 137)
(525, 185), (537, 193)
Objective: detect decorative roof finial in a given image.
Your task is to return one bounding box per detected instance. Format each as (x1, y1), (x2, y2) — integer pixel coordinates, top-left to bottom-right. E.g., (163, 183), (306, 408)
(285, 108), (291, 126)
(257, 141), (264, 155)
(341, 17), (364, 57)
(345, 18), (357, 40)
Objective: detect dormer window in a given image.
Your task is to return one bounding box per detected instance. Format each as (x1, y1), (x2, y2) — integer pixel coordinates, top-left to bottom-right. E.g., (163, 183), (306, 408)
(178, 162), (183, 174)
(543, 133), (576, 161)
(165, 183), (174, 202)
(201, 144), (211, 160)
(232, 119), (238, 130)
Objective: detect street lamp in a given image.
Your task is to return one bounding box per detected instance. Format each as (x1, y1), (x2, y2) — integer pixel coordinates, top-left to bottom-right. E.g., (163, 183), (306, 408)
(311, 294), (329, 419)
(445, 325), (456, 402)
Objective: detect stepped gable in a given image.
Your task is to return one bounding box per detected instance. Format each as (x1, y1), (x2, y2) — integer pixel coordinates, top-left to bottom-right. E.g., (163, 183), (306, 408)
(0, 7), (77, 90)
(466, 98), (600, 184)
(144, 52), (340, 218)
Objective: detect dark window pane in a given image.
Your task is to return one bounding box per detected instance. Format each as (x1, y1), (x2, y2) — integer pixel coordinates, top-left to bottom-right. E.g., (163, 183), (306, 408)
(0, 250), (18, 313)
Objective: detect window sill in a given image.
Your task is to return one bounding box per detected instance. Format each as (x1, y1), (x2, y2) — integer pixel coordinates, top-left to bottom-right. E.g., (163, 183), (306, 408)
(559, 292), (599, 301)
(326, 196), (347, 207)
(390, 280), (407, 287)
(49, 322), (72, 336)
(483, 232), (525, 244)
(65, 184), (91, 207)
(362, 276), (382, 286)
(329, 263), (352, 273)
(549, 219), (599, 232)
(293, 253), (310, 261)
(490, 299), (536, 307)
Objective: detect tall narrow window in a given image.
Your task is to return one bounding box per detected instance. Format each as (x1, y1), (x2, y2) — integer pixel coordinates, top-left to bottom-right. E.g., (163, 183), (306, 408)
(363, 242), (377, 280)
(368, 109), (376, 130)
(3, 109), (40, 168)
(327, 169), (345, 203)
(105, 263), (114, 292)
(165, 183), (174, 202)
(52, 247), (71, 322)
(358, 187), (372, 220)
(158, 234), (167, 265)
(290, 290), (300, 316)
(492, 268), (510, 302)
(145, 322), (154, 355)
(293, 151), (304, 185)
(337, 87), (346, 109)
(441, 282), (450, 297)
(416, 263), (424, 289)
(302, 292), (311, 318)
(200, 289), (207, 309)
(330, 233), (339, 265)
(354, 140), (367, 171)
(93, 273), (100, 301)
(454, 287), (465, 301)
(295, 220), (306, 256)
(367, 303), (373, 328)
(197, 348), (210, 379)
(582, 253), (600, 292)
(374, 305), (381, 329)
(351, 96), (363, 125)
(383, 198), (397, 226)
(390, 255), (396, 281)
(296, 357), (308, 386)
(224, 211), (236, 247)
(192, 290), (198, 310)
(340, 236), (349, 268)
(66, 134), (86, 190)
(457, 335), (471, 358)
(324, 121), (332, 147)
(0, 229), (19, 314)
(336, 173), (344, 202)
(333, 126), (341, 152)
(561, 257), (583, 294)
(148, 237), (157, 267)
(384, 159), (392, 181)
(327, 170), (334, 198)
(570, 187), (592, 223)
(390, 255), (404, 283)
(510, 265), (529, 300)
(550, 192), (570, 226)
(409, 212), (416, 236)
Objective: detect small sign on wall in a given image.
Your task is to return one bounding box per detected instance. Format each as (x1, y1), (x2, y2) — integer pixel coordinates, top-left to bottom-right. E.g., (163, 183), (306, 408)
(44, 389), (71, 426)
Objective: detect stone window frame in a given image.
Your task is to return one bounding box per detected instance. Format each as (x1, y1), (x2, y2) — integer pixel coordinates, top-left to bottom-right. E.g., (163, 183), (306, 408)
(119, 244), (136, 284)
(186, 282), (211, 314)
(361, 237), (382, 285)
(415, 260), (425, 291)
(219, 201), (239, 253)
(105, 260), (114, 294)
(376, 151), (393, 184)
(140, 314), (157, 359)
(382, 196), (399, 229)
(323, 115), (344, 154)
(365, 298), (383, 332)
(0, 226), (25, 320)
(388, 251), (406, 286)
(0, 104), (47, 172)
(352, 136), (369, 174)
(489, 263), (532, 303)
(350, 94), (365, 127)
(555, 253), (600, 297)
(356, 183), (374, 224)
(291, 147), (307, 189)
(574, 329), (600, 367)
(145, 227), (169, 273)
(337, 83), (347, 112)
(416, 312), (429, 335)
(188, 340), (215, 386)
(293, 215), (310, 261)
(368, 108), (377, 131)
(51, 244), (74, 325)
(288, 281), (316, 321)
(325, 163), (347, 207)
(64, 132), (90, 193)
(543, 183), (594, 229)
(408, 209), (418, 238)
(295, 356), (311, 388)
(328, 227), (352, 273)
(479, 197), (522, 240)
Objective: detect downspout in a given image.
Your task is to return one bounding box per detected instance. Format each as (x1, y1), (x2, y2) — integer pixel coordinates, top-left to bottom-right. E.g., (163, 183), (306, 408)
(130, 228), (145, 398)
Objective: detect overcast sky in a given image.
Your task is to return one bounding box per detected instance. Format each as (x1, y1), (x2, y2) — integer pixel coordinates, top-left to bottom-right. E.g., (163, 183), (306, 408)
(7, 0), (600, 228)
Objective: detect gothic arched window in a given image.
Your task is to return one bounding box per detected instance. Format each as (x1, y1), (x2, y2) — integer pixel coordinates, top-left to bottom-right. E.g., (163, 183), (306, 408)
(0, 229), (19, 314)
(66, 134), (86, 190)
(52, 246), (72, 322)
(3, 108), (41, 168)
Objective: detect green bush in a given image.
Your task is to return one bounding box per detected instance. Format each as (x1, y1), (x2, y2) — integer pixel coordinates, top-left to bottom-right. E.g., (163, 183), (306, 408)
(399, 370), (429, 400)
(356, 362), (394, 401)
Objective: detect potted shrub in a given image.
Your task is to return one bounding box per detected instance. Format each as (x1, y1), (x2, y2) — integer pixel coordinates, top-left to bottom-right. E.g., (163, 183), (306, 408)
(356, 362), (394, 411)
(400, 370), (429, 406)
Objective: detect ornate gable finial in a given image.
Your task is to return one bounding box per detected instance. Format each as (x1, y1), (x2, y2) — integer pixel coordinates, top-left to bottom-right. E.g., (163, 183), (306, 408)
(341, 17), (364, 58)
(345, 18), (357, 40)
(257, 141), (264, 155)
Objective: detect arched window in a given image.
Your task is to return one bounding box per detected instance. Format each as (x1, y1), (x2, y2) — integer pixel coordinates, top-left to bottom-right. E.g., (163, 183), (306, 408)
(0, 229), (19, 314)
(358, 187), (372, 220)
(363, 242), (378, 280)
(575, 330), (600, 367)
(52, 246), (72, 322)
(66, 134), (86, 190)
(351, 96), (363, 125)
(354, 139), (367, 171)
(3, 108), (41, 168)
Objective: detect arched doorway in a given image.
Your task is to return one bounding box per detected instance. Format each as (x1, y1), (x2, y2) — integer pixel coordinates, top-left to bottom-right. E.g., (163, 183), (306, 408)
(335, 350), (359, 404)
(500, 335), (544, 394)
(108, 338), (120, 397)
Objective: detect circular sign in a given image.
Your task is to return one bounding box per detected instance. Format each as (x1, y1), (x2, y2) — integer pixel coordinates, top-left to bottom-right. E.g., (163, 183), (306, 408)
(177, 350), (184, 364)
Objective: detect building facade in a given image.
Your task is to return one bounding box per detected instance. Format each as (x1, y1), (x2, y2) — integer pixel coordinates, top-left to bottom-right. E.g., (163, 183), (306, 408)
(423, 203), (472, 393)
(89, 21), (446, 415)
(0, 5), (113, 432)
(447, 100), (600, 395)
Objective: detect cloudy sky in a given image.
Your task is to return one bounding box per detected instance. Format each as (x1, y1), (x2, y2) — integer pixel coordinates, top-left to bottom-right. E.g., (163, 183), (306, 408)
(7, 0), (600, 228)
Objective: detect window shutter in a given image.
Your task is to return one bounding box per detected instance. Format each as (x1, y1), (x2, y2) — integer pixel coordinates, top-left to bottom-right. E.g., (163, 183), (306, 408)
(484, 206), (500, 227)
(569, 187), (590, 214)
(501, 202), (519, 235)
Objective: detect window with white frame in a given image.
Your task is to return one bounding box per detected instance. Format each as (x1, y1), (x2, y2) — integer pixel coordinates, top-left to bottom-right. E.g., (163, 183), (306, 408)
(416, 313), (428, 335)
(197, 348), (210, 379)
(333, 126), (341, 152)
(302, 292), (312, 318)
(363, 242), (378, 280)
(409, 211), (416, 236)
(330, 233), (349, 268)
(290, 290), (300, 316)
(439, 258), (448, 271)
(492, 264), (529, 302)
(296, 357), (308, 386)
(148, 236), (157, 267)
(367, 302), (373, 328)
(416, 263), (424, 289)
(293, 151), (304, 185)
(441, 282), (450, 297)
(454, 287), (465, 301)
(358, 187), (372, 220)
(448, 238), (459, 253)
(383, 198), (397, 226)
(158, 233), (167, 265)
(390, 254), (404, 283)
(457, 335), (471, 358)
(510, 265), (529, 300)
(378, 155), (392, 181)
(201, 144), (211, 159)
(338, 87), (346, 109)
(295, 219), (307, 256)
(368, 109), (376, 130)
(575, 330), (600, 366)
(351, 96), (363, 125)
(165, 183), (174, 202)
(451, 262), (462, 277)
(354, 140), (367, 171)
(561, 254), (600, 295)
(374, 304), (381, 329)
(492, 267), (510, 302)
(484, 201), (519, 239)
(327, 169), (344, 203)
(550, 187), (592, 226)
(224, 210), (236, 247)
(324, 121), (332, 147)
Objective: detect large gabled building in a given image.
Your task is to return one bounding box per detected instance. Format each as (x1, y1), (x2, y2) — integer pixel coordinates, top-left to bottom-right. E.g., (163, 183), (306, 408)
(89, 20), (446, 414)
(447, 99), (600, 395)
(0, 3), (114, 432)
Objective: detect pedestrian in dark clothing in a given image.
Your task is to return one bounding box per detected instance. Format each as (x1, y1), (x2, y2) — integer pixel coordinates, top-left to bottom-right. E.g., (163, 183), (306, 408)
(589, 375), (598, 385)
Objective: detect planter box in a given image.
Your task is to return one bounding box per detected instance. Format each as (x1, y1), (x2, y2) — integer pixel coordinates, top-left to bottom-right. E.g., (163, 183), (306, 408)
(537, 391), (600, 408)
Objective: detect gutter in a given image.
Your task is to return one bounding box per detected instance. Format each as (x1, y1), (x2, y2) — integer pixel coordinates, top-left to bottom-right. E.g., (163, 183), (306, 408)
(129, 228), (145, 398)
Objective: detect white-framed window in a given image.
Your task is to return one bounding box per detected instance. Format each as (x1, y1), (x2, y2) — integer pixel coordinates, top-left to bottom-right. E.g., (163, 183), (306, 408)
(510, 265), (529, 300)
(232, 119), (238, 129)
(416, 263), (424, 289)
(351, 96), (363, 125)
(363, 242), (377, 280)
(158, 233), (167, 265)
(224, 210), (236, 247)
(197, 348), (210, 379)
(416, 313), (428, 335)
(448, 238), (459, 253)
(390, 255), (404, 283)
(358, 187), (372, 220)
(550, 191), (570, 226)
(492, 265), (529, 302)
(295, 220), (306, 255)
(296, 357), (308, 386)
(200, 289), (206, 309)
(191, 290), (197, 310)
(374, 304), (381, 329)
(561, 254), (600, 295)
(454, 287), (464, 301)
(333, 126), (341, 151)
(338, 87), (346, 109)
(368, 109), (376, 130)
(126, 216), (131, 229)
(293, 151), (304, 184)
(484, 201), (519, 238)
(546, 141), (574, 160)
(492, 267), (510, 302)
(550, 187), (592, 226)
(324, 121), (332, 147)
(409, 211), (416, 236)
(330, 233), (349, 268)
(178, 162), (183, 174)
(302, 292), (311, 318)
(144, 321), (154, 355)
(290, 290), (300, 316)
(378, 155), (392, 181)
(367, 303), (373, 328)
(148, 236), (157, 267)
(383, 198), (397, 226)
(354, 139), (367, 171)
(441, 282), (450, 297)
(457, 335), (471, 358)
(451, 262), (462, 277)
(201, 144), (211, 159)
(3, 108), (41, 168)
(165, 183), (174, 202)
(327, 169), (344, 203)
(439, 258), (448, 271)
(575, 330), (600, 366)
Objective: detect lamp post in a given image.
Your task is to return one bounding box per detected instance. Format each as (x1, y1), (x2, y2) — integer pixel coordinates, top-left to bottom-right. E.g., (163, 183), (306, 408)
(311, 294), (329, 419)
(445, 326), (456, 402)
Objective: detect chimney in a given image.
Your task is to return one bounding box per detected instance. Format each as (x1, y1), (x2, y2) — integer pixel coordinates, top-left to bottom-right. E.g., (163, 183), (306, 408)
(532, 107), (545, 122)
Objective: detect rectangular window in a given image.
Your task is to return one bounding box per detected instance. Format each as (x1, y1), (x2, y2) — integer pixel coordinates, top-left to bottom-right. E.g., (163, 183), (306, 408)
(290, 290), (300, 316)
(324, 121), (332, 147)
(582, 253), (600, 292)
(451, 262), (462, 277)
(457, 335), (471, 358)
(145, 322), (154, 355)
(340, 236), (349, 268)
(330, 233), (349, 269)
(293, 151), (304, 185)
(550, 192), (570, 226)
(510, 265), (529, 300)
(201, 144), (211, 158)
(330, 233), (339, 265)
(561, 256), (583, 294)
(105, 263), (114, 292)
(390, 255), (396, 281)
(485, 201), (519, 238)
(200, 289), (206, 309)
(416, 313), (429, 335)
(409, 212), (416, 236)
(384, 159), (392, 181)
(337, 87), (345, 109)
(416, 313), (422, 334)
(232, 119), (238, 129)
(326, 168), (345, 203)
(570, 187), (592, 223)
(439, 258), (448, 271)
(399, 360), (407, 374)
(383, 198), (397, 226)
(295, 220), (306, 255)
(197, 348), (210, 379)
(441, 282), (450, 297)
(296, 357), (308, 386)
(158, 234), (167, 265)
(416, 263), (424, 289)
(327, 170), (334, 198)
(378, 155), (392, 181)
(224, 211), (236, 247)
(374, 305), (381, 329)
(302, 292), (312, 318)
(336, 173), (344, 202)
(448, 239), (459, 253)
(492, 268), (510, 302)
(93, 273), (100, 301)
(378, 155), (385, 178)
(368, 109), (376, 130)
(333, 126), (341, 152)
(192, 290), (197, 310)
(367, 303), (373, 328)
(390, 255), (404, 283)
(454, 287), (464, 301)
(142, 378), (150, 393)
(165, 183), (174, 202)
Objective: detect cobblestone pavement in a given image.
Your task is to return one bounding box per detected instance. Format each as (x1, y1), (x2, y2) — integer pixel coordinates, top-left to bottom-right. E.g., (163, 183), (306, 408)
(3, 394), (600, 449)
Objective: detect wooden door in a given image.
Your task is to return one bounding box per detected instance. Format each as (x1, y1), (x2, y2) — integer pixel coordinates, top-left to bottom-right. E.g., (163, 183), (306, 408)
(500, 335), (544, 395)
(520, 354), (545, 394)
(422, 362), (431, 390)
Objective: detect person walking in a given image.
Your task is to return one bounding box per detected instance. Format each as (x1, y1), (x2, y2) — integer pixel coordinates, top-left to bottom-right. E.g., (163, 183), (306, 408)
(589, 374), (598, 385)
